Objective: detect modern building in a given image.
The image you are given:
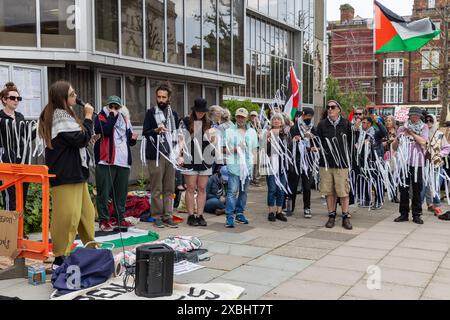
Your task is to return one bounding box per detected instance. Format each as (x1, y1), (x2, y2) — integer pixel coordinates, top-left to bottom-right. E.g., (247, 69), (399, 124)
(0, 0), (326, 179)
(327, 1), (448, 117)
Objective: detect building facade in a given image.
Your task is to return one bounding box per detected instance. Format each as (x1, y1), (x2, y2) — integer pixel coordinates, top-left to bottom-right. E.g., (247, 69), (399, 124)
(327, 1), (448, 117)
(0, 0), (326, 179)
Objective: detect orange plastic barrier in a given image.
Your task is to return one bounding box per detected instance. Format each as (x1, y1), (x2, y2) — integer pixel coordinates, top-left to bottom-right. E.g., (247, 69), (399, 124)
(0, 164), (55, 261)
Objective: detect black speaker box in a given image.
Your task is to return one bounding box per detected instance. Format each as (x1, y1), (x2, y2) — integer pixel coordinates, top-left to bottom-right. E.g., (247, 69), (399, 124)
(135, 244), (174, 298)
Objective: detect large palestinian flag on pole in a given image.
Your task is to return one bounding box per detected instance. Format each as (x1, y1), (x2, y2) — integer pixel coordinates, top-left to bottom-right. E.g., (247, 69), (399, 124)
(284, 66), (300, 120)
(375, 0), (441, 53)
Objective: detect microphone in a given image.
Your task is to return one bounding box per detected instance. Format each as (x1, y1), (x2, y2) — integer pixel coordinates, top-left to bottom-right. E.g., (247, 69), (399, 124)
(76, 97), (97, 116)
(76, 97), (86, 107)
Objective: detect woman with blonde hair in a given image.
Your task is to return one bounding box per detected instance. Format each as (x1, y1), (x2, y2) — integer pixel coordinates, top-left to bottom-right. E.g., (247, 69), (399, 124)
(260, 113), (290, 222)
(38, 81), (96, 268)
(209, 105), (223, 128)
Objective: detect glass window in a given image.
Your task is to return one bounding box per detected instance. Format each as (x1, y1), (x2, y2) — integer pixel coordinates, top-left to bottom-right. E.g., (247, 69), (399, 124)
(383, 58), (404, 77)
(101, 75), (122, 106)
(251, 52), (257, 97)
(279, 0), (287, 23)
(261, 54), (267, 99)
(268, 0), (278, 19)
(259, 0), (269, 15)
(146, 0), (165, 62)
(40, 0), (76, 48)
(186, 0), (201, 68)
(187, 83), (202, 110)
(245, 50), (251, 96)
(95, 0), (119, 54)
(428, 0), (435, 8)
(287, 0), (295, 25)
(125, 75), (146, 125)
(203, 0), (218, 71)
(219, 0), (232, 73)
(0, 0), (37, 47)
(383, 82), (403, 104)
(247, 0), (258, 10)
(204, 87), (218, 106)
(167, 0), (184, 65)
(433, 21), (441, 40)
(295, 0), (301, 27)
(255, 19), (261, 52)
(233, 0), (245, 76)
(121, 0), (143, 58)
(171, 83), (186, 116)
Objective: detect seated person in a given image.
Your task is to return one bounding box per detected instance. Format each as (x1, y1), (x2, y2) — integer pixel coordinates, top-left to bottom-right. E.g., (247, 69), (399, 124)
(204, 166), (228, 215)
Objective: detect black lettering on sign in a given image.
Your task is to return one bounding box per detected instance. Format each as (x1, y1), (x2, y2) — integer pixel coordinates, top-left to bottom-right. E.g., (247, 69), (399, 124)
(0, 216), (13, 224)
(0, 237), (10, 250)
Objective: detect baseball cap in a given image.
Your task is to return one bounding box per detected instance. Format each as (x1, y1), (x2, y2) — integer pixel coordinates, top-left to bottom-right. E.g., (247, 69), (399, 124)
(235, 108), (249, 118)
(106, 96), (123, 108)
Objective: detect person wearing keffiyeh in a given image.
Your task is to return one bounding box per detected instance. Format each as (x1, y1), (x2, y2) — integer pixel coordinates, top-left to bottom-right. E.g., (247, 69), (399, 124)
(392, 107), (429, 225)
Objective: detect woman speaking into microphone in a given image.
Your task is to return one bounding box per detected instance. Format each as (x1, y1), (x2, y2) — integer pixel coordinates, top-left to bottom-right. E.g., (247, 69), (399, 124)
(38, 81), (96, 268)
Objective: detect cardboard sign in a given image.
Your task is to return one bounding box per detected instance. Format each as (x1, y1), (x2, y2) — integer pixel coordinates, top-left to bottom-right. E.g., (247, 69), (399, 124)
(394, 106), (410, 123)
(0, 211), (19, 258)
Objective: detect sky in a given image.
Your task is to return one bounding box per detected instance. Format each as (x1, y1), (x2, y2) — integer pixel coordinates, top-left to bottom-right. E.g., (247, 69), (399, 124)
(327, 0), (415, 21)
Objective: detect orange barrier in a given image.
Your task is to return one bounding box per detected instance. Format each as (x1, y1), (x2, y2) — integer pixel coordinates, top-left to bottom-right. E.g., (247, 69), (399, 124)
(0, 164), (55, 261)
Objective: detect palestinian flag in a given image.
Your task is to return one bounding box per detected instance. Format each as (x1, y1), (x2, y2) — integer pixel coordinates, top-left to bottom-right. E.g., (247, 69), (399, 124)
(284, 66), (300, 120)
(375, 1), (441, 53)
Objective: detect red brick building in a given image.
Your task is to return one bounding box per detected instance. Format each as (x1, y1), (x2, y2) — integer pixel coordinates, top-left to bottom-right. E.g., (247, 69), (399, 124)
(328, 1), (448, 117)
(327, 5), (377, 103)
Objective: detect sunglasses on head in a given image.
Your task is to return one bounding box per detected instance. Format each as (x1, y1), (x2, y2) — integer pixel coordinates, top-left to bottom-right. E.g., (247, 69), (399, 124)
(5, 96), (22, 102)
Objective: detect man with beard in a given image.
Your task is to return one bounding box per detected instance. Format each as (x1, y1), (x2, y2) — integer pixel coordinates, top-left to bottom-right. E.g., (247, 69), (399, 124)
(143, 82), (179, 228)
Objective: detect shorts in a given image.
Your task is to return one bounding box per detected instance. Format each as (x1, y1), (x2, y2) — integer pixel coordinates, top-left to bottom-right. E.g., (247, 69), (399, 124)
(182, 168), (213, 176)
(319, 167), (350, 198)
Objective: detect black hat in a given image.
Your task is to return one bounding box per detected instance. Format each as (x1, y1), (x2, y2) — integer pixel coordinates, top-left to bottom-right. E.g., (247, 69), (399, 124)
(192, 97), (208, 113)
(303, 107), (314, 116)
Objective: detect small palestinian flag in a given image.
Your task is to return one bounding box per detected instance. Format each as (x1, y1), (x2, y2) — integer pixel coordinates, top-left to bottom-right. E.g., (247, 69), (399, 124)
(375, 1), (441, 53)
(284, 66), (300, 120)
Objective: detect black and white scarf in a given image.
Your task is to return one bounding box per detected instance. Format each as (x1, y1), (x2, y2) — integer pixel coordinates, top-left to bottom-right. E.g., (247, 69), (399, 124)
(406, 120), (425, 136)
(52, 109), (88, 169)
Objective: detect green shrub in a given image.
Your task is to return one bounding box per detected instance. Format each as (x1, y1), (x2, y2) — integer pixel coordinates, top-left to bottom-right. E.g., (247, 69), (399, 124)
(222, 99), (261, 121)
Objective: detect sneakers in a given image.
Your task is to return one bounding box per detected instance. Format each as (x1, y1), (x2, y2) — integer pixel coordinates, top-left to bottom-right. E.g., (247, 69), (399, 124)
(154, 218), (165, 228)
(304, 208), (312, 219)
(52, 256), (65, 271)
(196, 215), (207, 227)
(162, 217), (178, 228)
(225, 216), (235, 228)
(268, 212), (276, 222)
(325, 216), (335, 228)
(187, 215), (199, 227)
(342, 217), (353, 230)
(434, 207), (443, 216)
(413, 216), (424, 224)
(100, 221), (113, 232)
(394, 215), (409, 222)
(236, 214), (249, 224)
(275, 212), (287, 222)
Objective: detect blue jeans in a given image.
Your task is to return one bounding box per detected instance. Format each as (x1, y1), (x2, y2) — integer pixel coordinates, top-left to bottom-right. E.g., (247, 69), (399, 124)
(266, 174), (286, 207)
(226, 173), (250, 217)
(204, 198), (225, 213)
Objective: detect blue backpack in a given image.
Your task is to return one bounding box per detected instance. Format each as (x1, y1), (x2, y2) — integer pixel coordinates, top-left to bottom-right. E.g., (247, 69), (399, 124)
(51, 248), (115, 296)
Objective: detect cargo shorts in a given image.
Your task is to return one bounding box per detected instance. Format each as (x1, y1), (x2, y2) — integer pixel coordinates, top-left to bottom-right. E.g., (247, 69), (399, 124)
(319, 167), (350, 198)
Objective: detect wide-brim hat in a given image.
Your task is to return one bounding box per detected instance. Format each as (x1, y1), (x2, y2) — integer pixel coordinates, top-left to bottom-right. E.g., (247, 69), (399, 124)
(192, 98), (209, 113)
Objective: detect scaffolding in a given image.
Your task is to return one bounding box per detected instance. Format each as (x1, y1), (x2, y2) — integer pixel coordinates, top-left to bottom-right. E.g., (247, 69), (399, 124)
(328, 18), (377, 103)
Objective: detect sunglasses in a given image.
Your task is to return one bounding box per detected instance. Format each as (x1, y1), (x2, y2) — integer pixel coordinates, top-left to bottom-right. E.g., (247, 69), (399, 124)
(327, 105), (338, 110)
(109, 104), (121, 110)
(5, 96), (22, 102)
(355, 113), (363, 116)
(426, 119), (434, 123)
(68, 91), (76, 98)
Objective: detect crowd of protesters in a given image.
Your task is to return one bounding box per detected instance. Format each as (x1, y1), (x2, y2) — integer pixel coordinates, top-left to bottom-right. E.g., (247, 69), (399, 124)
(1, 80), (449, 269)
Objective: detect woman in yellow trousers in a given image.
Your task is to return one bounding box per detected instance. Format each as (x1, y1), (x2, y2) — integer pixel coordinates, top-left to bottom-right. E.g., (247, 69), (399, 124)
(38, 81), (96, 269)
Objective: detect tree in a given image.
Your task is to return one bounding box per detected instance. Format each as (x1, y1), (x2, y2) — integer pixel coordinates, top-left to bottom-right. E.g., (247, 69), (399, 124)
(325, 77), (370, 116)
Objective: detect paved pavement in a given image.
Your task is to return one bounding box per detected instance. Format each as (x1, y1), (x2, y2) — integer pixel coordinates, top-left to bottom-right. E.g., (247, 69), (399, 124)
(2, 185), (450, 300)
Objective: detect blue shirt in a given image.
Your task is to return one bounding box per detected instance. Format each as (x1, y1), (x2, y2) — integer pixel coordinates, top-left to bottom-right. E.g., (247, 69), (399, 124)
(223, 124), (259, 177)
